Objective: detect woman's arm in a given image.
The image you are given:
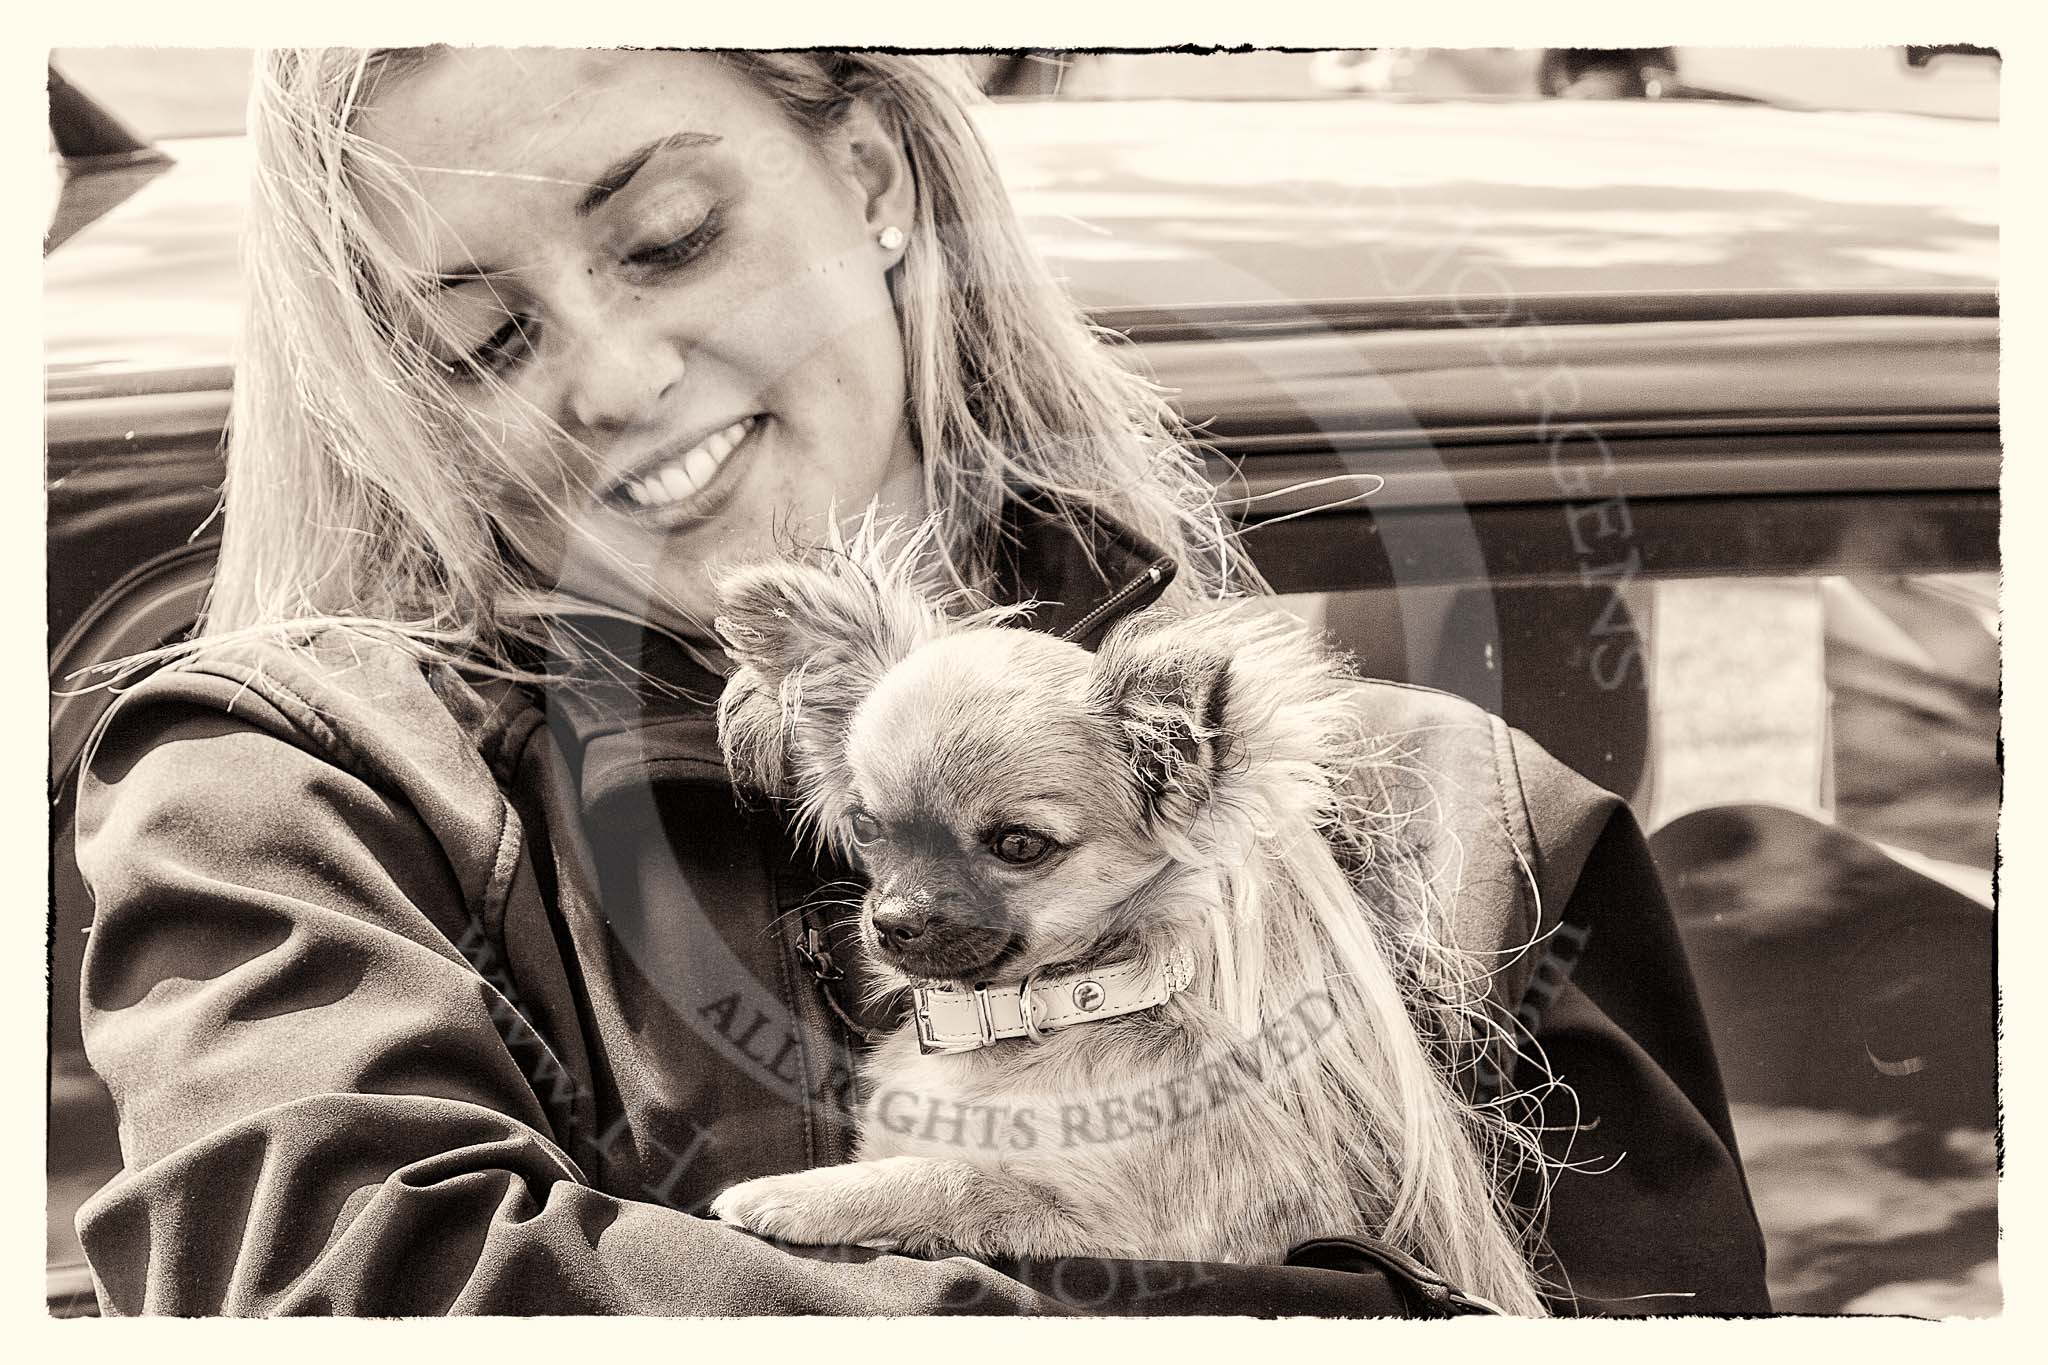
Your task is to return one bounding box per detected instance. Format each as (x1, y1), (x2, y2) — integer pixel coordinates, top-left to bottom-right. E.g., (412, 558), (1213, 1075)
(1502, 726), (1773, 1315)
(74, 679), (1058, 1315)
(75, 668), (1458, 1316)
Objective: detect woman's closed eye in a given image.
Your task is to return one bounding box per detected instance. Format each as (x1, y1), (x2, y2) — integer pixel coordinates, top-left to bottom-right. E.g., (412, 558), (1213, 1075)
(427, 276), (538, 385)
(449, 314), (537, 382)
(623, 206), (724, 273)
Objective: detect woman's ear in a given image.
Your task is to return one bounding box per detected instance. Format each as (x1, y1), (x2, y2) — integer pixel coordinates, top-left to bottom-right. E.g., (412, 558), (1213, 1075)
(1087, 618), (1235, 832)
(835, 99), (916, 256)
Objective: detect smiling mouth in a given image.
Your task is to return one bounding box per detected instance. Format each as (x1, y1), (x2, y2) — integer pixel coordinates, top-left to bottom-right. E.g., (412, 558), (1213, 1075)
(602, 414), (760, 516)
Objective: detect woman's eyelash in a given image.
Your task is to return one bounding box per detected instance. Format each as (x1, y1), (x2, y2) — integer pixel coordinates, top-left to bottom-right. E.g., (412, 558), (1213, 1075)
(625, 208), (724, 271)
(446, 315), (535, 384)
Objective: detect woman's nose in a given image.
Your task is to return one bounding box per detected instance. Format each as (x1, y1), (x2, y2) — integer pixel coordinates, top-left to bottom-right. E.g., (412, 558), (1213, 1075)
(560, 321), (686, 433)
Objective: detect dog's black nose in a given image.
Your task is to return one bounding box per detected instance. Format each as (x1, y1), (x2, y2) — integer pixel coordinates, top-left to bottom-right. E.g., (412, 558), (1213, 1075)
(871, 902), (929, 946)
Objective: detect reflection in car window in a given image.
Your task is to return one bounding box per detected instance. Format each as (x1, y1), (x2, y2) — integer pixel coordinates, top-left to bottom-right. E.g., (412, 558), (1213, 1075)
(1275, 555), (1997, 1314)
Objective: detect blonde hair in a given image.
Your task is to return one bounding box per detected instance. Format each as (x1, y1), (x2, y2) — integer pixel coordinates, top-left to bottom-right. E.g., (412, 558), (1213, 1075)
(205, 47), (1258, 671)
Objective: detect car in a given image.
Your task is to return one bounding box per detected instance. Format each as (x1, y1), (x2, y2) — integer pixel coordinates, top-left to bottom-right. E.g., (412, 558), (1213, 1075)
(46, 55), (1999, 1317)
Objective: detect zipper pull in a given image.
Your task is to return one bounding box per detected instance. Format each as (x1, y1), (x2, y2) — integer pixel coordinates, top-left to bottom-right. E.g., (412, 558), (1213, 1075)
(798, 925), (845, 982)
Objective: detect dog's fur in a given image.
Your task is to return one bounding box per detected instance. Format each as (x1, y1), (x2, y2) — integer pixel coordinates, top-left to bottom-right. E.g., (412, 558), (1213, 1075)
(706, 520), (1547, 1313)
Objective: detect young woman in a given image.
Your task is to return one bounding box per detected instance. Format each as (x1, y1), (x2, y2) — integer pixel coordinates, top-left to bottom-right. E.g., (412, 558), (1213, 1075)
(70, 48), (1769, 1316)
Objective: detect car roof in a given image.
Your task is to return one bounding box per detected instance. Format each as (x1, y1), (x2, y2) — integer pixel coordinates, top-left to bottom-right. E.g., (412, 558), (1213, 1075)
(44, 97), (1997, 393)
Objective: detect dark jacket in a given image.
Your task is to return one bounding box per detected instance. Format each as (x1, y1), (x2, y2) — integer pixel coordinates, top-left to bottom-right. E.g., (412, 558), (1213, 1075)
(72, 508), (1769, 1316)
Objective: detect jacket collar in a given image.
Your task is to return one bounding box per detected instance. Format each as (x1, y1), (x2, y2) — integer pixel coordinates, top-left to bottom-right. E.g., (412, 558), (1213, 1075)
(541, 497), (1180, 810)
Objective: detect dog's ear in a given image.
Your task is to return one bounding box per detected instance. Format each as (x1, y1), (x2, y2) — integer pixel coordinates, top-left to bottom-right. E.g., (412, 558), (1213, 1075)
(1087, 615), (1234, 831)
(713, 554), (943, 803)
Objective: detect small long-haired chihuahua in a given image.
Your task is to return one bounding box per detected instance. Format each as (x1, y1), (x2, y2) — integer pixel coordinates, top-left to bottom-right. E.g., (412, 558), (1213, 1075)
(707, 521), (1547, 1314)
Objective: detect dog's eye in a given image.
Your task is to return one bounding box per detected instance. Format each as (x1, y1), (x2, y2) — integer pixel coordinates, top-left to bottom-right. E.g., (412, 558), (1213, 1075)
(990, 829), (1053, 866)
(849, 813), (882, 846)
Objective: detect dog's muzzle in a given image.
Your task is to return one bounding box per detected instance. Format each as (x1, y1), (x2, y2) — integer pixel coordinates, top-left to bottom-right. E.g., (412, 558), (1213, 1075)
(866, 893), (1012, 979)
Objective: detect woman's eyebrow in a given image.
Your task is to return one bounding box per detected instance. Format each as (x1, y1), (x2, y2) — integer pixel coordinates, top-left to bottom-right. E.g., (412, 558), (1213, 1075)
(576, 131), (722, 217)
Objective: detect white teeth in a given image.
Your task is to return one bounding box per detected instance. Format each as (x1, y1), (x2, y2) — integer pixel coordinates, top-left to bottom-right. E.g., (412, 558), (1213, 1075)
(683, 448), (720, 489)
(613, 416), (757, 510)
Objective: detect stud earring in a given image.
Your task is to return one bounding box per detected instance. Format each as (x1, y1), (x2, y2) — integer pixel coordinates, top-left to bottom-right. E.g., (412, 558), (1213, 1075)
(877, 225), (906, 252)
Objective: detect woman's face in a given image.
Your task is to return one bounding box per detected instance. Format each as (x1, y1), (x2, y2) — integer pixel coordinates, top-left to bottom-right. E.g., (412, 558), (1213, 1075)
(356, 49), (923, 638)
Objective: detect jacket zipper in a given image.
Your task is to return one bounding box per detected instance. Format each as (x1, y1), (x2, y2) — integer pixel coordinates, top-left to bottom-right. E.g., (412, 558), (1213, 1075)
(795, 921), (886, 1045)
(1057, 557), (1177, 645)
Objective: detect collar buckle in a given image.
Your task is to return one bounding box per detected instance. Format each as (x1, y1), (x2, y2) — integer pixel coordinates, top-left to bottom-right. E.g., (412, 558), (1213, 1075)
(914, 992), (982, 1055)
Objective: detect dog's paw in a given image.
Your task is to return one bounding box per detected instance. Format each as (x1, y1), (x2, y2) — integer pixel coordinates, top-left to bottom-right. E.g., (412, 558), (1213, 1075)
(710, 1167), (909, 1248)
(709, 1173), (822, 1242)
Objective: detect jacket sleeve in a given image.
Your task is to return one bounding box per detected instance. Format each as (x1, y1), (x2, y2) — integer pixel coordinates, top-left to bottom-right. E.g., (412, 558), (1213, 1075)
(1502, 726), (1773, 1316)
(74, 681), (1072, 1316)
(72, 676), (1458, 1317)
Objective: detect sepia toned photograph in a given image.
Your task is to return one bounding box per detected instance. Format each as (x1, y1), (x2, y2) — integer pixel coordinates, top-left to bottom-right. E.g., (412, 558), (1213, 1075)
(45, 43), (1999, 1318)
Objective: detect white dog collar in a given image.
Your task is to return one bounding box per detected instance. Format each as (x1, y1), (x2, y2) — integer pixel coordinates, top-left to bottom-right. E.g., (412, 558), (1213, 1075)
(911, 947), (1195, 1055)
